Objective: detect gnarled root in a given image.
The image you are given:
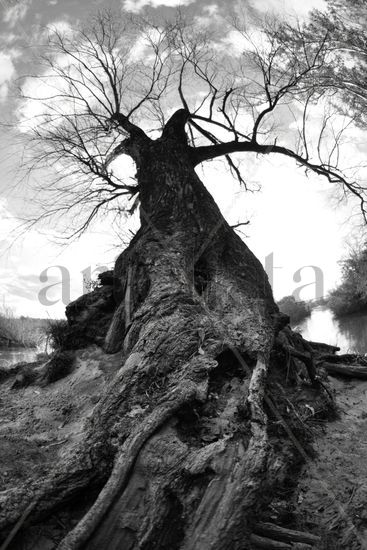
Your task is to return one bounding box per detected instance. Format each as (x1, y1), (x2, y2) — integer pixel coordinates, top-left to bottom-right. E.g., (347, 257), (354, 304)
(58, 379), (205, 550)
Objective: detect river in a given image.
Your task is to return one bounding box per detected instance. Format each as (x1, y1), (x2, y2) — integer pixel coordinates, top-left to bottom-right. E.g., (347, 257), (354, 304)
(0, 348), (38, 368)
(0, 309), (366, 366)
(297, 307), (367, 355)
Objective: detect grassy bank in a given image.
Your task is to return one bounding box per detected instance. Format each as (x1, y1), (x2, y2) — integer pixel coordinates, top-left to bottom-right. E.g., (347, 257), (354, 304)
(0, 307), (48, 348)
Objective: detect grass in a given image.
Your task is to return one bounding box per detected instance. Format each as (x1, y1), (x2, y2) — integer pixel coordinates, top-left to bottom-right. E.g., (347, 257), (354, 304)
(45, 318), (90, 350)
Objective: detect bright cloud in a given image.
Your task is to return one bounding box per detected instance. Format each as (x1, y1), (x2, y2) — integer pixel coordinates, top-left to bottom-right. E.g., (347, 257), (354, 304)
(203, 4), (218, 16)
(0, 52), (15, 101)
(251, 0), (326, 19)
(17, 45), (103, 132)
(0, 197), (119, 317)
(47, 20), (73, 35)
(122, 0), (195, 13)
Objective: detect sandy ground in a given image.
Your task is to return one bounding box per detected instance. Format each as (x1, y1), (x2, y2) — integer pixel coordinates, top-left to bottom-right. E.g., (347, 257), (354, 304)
(0, 346), (123, 498)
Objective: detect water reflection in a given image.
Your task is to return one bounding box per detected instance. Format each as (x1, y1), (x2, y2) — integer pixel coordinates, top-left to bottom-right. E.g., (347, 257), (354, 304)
(0, 348), (37, 369)
(296, 307), (367, 354)
(297, 307), (367, 355)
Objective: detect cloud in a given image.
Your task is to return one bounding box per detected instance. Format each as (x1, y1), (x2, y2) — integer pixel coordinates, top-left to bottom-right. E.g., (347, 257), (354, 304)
(251, 0), (326, 19)
(0, 198), (16, 234)
(3, 0), (30, 28)
(203, 4), (218, 16)
(0, 52), (16, 101)
(122, 0), (195, 13)
(47, 19), (72, 35)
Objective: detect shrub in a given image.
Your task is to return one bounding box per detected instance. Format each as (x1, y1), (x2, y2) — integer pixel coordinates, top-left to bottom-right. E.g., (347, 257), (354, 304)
(277, 295), (311, 325)
(328, 282), (367, 317)
(38, 350), (75, 386)
(328, 245), (367, 317)
(45, 318), (94, 350)
(45, 319), (70, 350)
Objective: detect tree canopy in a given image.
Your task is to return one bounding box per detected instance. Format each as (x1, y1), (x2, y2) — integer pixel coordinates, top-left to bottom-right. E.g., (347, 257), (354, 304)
(15, 8), (367, 237)
(307, 0), (367, 126)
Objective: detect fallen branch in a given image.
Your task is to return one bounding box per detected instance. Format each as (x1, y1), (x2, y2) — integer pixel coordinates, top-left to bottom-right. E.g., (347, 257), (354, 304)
(308, 341), (340, 354)
(254, 522), (321, 545)
(320, 361), (367, 379)
(318, 353), (367, 365)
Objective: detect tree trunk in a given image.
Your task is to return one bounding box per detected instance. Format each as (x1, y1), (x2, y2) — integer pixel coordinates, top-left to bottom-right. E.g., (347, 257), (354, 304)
(0, 125), (330, 549)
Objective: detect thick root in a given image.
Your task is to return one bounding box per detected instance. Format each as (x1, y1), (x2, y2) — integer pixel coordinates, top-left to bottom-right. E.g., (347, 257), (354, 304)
(58, 380), (205, 550)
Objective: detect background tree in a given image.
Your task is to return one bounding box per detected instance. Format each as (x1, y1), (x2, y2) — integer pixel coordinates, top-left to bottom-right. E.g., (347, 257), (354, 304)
(1, 9), (365, 550)
(277, 295), (311, 325)
(328, 243), (367, 316)
(306, 0), (367, 128)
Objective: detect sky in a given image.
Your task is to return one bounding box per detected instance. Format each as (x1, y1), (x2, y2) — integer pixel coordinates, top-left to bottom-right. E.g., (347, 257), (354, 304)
(0, 0), (362, 319)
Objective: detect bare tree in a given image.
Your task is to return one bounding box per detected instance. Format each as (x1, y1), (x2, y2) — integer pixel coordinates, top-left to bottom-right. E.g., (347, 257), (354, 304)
(306, 0), (367, 126)
(18, 10), (367, 233)
(1, 10), (364, 550)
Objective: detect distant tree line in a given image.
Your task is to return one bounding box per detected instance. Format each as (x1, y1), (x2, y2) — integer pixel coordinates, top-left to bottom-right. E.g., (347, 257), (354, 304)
(0, 306), (48, 348)
(328, 245), (367, 316)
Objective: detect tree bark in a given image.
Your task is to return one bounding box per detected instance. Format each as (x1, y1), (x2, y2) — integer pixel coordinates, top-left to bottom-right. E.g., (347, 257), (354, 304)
(0, 119), (330, 549)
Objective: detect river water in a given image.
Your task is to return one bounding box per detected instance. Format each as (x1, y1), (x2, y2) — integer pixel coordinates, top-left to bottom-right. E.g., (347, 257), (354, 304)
(297, 307), (367, 355)
(0, 348), (38, 368)
(0, 308), (366, 365)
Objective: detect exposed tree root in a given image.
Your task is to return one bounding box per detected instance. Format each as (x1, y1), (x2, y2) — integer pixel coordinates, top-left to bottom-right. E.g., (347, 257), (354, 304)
(0, 320), (332, 549)
(182, 353), (270, 550)
(58, 380), (204, 549)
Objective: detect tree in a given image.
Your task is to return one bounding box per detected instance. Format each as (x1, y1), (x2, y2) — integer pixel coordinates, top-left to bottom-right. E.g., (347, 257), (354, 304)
(277, 295), (310, 325)
(305, 0), (367, 127)
(1, 9), (364, 549)
(328, 243), (367, 316)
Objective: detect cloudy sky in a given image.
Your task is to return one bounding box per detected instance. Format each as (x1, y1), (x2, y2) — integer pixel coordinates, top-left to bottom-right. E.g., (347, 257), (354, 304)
(0, 0), (361, 318)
